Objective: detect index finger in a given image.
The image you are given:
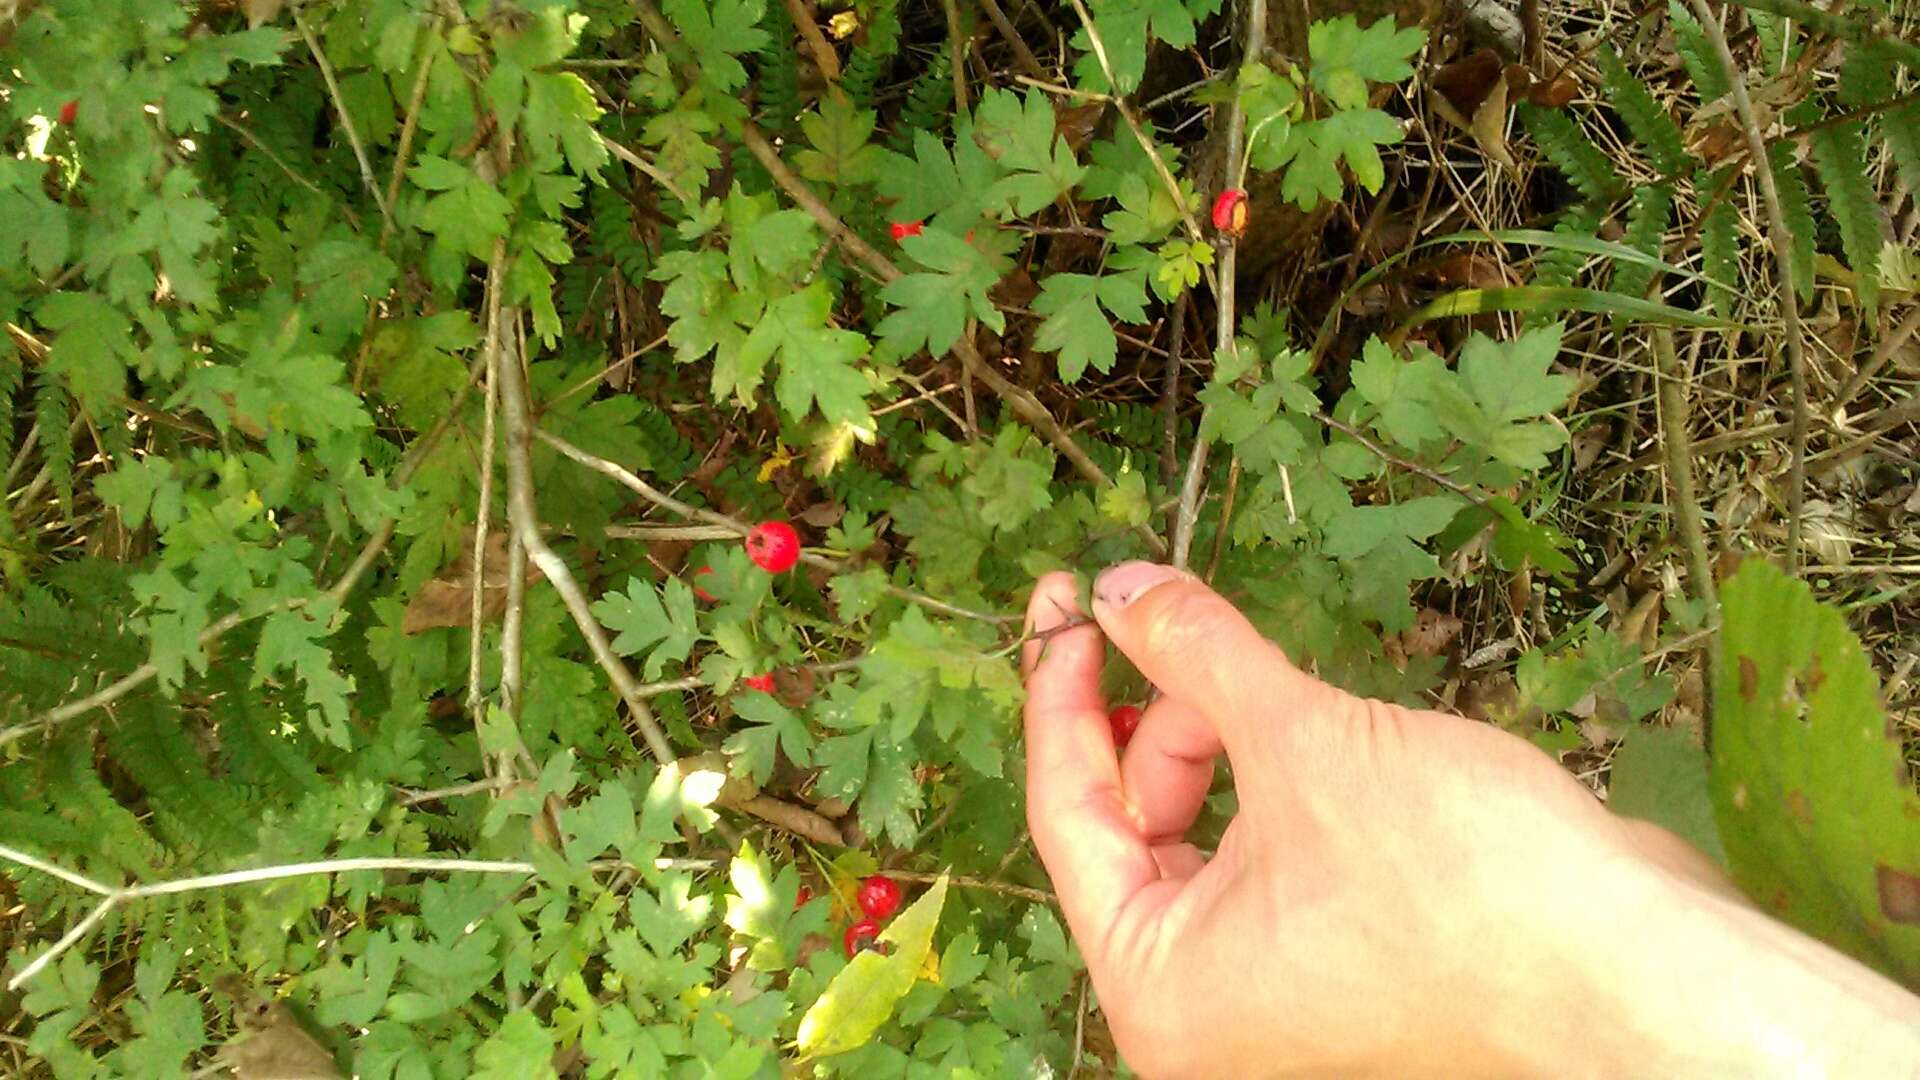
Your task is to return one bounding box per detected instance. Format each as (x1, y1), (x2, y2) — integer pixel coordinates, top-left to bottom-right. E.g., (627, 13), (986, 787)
(1021, 572), (1160, 955)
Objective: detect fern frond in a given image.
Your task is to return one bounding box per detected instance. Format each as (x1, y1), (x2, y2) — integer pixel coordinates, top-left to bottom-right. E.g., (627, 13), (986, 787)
(1532, 204), (1606, 288)
(1598, 48), (1690, 176)
(1700, 167), (1743, 317)
(1667, 1), (1730, 101)
(1611, 181), (1675, 306)
(1769, 145), (1817, 302)
(107, 703), (256, 861)
(842, 0), (902, 108)
(47, 736), (162, 880)
(756, 0), (803, 135)
(1518, 103), (1622, 204)
(892, 51), (954, 151)
(34, 375), (74, 513)
(1808, 122), (1884, 314)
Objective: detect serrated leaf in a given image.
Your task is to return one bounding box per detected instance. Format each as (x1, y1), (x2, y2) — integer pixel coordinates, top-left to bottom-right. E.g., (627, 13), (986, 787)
(1712, 561), (1920, 985)
(591, 576), (701, 678)
(797, 875), (949, 1057)
(1030, 271), (1148, 382)
(1608, 724), (1725, 865)
(1307, 16), (1425, 111)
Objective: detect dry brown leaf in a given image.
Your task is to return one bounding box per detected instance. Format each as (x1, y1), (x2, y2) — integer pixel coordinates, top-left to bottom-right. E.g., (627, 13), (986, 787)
(1468, 68), (1516, 172)
(244, 0), (285, 27)
(402, 530), (544, 634)
(1432, 48), (1505, 116)
(1524, 72), (1579, 109)
(220, 999), (343, 1080)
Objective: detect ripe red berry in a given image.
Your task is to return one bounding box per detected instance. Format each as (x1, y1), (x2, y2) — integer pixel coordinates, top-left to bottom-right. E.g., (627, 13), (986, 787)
(856, 874), (902, 920)
(1211, 188), (1249, 236)
(743, 673), (775, 693)
(57, 100), (78, 126)
(843, 919), (882, 958)
(1108, 704), (1143, 747)
(794, 885), (813, 910)
(744, 521), (800, 573)
(692, 566), (716, 603)
(889, 220), (924, 242)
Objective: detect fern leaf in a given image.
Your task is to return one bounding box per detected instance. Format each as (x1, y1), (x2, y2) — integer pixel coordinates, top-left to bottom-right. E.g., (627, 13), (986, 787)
(1611, 181), (1675, 306)
(892, 51), (954, 152)
(755, 0), (803, 135)
(1598, 48), (1690, 176)
(1808, 123), (1884, 315)
(1768, 145), (1817, 302)
(33, 375), (74, 514)
(1519, 103), (1623, 204)
(1533, 204), (1606, 288)
(107, 703), (256, 861)
(48, 736), (161, 880)
(1667, 1), (1730, 102)
(1700, 167), (1743, 317)
(841, 0), (901, 108)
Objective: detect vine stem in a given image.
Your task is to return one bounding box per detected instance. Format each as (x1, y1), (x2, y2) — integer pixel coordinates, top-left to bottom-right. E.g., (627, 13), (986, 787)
(1686, 0), (1808, 574)
(1168, 0), (1264, 568)
(536, 429), (1019, 624)
(1652, 328), (1719, 741)
(0, 848), (537, 991)
(466, 242), (508, 781)
(292, 3), (393, 233)
(493, 295), (677, 767)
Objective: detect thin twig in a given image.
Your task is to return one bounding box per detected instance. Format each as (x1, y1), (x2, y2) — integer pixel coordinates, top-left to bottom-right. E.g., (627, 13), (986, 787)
(1688, 0), (1808, 573)
(1311, 411), (1487, 505)
(976, 0), (1048, 80)
(600, 132), (695, 206)
(885, 869), (1054, 904)
(211, 114), (348, 222)
(292, 3), (392, 232)
(781, 0), (842, 83)
(1171, 0), (1265, 567)
(941, 0), (971, 112)
(493, 293), (677, 766)
(538, 428), (1020, 624)
(1651, 328), (1719, 741)
(380, 22), (439, 248)
(467, 242), (508, 781)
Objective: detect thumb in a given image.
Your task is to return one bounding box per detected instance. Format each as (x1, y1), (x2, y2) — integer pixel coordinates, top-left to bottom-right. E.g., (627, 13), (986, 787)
(1089, 562), (1347, 764)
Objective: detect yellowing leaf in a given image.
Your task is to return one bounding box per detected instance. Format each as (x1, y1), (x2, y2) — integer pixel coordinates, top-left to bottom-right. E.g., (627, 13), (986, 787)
(796, 874), (949, 1058)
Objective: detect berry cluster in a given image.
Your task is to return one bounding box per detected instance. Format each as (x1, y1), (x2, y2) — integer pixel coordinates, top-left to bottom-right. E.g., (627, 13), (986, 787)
(841, 874), (903, 958)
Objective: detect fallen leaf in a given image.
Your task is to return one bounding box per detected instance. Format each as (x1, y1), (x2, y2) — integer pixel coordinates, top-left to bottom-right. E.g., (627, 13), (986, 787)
(1469, 69), (1516, 172)
(220, 998), (343, 1079)
(402, 530), (544, 634)
(244, 0), (285, 29)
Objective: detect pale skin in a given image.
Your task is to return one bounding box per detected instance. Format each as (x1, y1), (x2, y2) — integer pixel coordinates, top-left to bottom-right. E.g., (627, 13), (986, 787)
(1022, 561), (1920, 1078)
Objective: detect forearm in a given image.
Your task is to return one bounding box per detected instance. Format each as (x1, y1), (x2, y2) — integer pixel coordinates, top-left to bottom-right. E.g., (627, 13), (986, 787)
(1580, 863), (1920, 1076)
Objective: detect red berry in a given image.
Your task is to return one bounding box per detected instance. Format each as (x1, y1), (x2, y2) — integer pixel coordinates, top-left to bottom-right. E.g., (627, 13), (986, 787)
(744, 521), (800, 573)
(889, 220), (924, 242)
(1211, 189), (1249, 236)
(57, 100), (78, 126)
(856, 875), (902, 920)
(1108, 704), (1143, 747)
(794, 885), (813, 910)
(743, 673), (775, 693)
(843, 919), (882, 958)
(692, 566), (716, 603)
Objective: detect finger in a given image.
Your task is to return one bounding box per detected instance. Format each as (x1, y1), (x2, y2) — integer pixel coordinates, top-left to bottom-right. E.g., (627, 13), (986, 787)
(1120, 696), (1221, 845)
(1149, 841), (1208, 881)
(1022, 572), (1160, 956)
(1091, 562), (1347, 764)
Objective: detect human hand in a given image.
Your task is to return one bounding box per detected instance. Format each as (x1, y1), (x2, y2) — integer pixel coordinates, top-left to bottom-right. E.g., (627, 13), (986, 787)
(1021, 563), (1920, 1078)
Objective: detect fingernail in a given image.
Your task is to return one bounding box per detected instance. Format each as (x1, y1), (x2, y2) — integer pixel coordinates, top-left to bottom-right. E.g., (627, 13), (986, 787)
(1093, 562), (1185, 610)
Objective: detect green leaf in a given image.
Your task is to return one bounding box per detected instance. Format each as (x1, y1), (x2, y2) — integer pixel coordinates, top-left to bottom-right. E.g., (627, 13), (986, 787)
(735, 283), (871, 426)
(1030, 271), (1149, 382)
(797, 875), (949, 1058)
(1608, 724), (1725, 866)
(1272, 108), (1403, 208)
(876, 231), (1009, 357)
(1712, 560), (1920, 985)
(474, 1012), (556, 1079)
(975, 89), (1087, 215)
(664, 0), (768, 93)
(797, 98), (888, 186)
(725, 692), (813, 786)
(1809, 123), (1882, 316)
(1307, 16), (1425, 110)
(1404, 286), (1739, 333)
(591, 576), (701, 679)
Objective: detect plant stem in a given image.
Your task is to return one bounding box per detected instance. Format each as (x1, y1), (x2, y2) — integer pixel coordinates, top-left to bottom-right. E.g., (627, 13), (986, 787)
(1687, 0), (1809, 573)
